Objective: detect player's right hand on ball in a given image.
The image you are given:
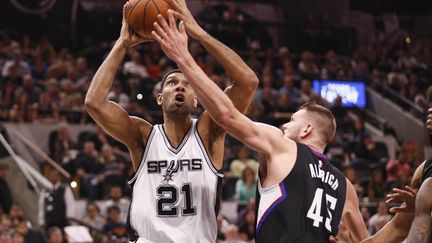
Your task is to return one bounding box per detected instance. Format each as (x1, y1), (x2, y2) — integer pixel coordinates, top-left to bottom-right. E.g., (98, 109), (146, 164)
(120, 2), (152, 48)
(169, 0), (206, 40)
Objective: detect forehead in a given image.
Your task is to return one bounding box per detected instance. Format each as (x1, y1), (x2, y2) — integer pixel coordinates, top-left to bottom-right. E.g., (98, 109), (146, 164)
(164, 72), (187, 84)
(292, 109), (306, 119)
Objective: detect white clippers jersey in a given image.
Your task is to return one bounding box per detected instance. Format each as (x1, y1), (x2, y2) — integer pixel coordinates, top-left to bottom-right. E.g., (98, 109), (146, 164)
(128, 119), (223, 243)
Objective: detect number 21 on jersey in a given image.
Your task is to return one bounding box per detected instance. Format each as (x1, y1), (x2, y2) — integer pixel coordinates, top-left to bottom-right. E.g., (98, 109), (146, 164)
(156, 183), (196, 217)
(307, 188), (337, 231)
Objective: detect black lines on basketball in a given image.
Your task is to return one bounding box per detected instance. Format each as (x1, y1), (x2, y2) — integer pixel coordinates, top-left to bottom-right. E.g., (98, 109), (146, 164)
(143, 0), (151, 35)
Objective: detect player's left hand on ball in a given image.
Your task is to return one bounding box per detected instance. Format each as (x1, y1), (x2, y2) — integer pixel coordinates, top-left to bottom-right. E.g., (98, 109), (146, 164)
(385, 185), (416, 214)
(120, 1), (153, 48)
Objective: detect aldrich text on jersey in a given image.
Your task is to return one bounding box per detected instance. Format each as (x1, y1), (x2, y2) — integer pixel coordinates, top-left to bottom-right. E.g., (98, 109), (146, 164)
(309, 162), (339, 190)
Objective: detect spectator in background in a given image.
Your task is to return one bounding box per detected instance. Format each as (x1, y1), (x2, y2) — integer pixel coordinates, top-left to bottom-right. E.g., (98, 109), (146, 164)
(0, 164), (12, 215)
(298, 51), (319, 78)
(73, 140), (102, 199)
(229, 146), (259, 178)
(82, 202), (106, 231)
(101, 186), (130, 224)
(11, 216), (46, 243)
(368, 201), (392, 235)
(330, 96), (351, 131)
(123, 51), (149, 79)
(299, 79), (315, 103)
(278, 75), (301, 104)
(107, 81), (130, 109)
(238, 210), (255, 242)
(50, 122), (77, 169)
(385, 151), (411, 186)
(38, 169), (75, 230)
(14, 74), (40, 105)
(98, 144), (127, 195)
(355, 135), (388, 165)
(353, 118), (368, 143)
(367, 169), (386, 202)
(235, 167), (257, 205)
(47, 227), (64, 243)
(102, 205), (128, 243)
(344, 166), (364, 196)
(1, 50), (30, 79)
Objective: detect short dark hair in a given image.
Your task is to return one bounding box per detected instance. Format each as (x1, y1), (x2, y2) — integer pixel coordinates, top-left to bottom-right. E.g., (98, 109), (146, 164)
(107, 205), (120, 214)
(160, 69), (182, 92)
(299, 102), (336, 144)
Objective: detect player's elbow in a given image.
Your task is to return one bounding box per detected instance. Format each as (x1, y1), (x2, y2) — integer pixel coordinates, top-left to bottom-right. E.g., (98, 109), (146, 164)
(84, 96), (99, 112)
(247, 72), (259, 93)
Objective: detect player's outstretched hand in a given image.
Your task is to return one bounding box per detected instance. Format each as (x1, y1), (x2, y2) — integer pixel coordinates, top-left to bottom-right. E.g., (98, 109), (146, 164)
(385, 186), (416, 214)
(119, 2), (152, 48)
(152, 10), (190, 63)
(169, 0), (206, 39)
(427, 107), (432, 132)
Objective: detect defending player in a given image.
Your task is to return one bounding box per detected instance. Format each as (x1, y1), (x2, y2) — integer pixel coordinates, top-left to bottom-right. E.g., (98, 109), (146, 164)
(152, 10), (368, 242)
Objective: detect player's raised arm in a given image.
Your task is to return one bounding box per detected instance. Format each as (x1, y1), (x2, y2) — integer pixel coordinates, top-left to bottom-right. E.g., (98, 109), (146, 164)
(170, 0), (258, 113)
(85, 3), (151, 169)
(151, 11), (289, 156)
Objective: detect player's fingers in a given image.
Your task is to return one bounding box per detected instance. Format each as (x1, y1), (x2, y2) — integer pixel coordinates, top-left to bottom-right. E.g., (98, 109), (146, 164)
(153, 22), (166, 38)
(171, 10), (183, 20)
(167, 10), (177, 31)
(405, 185), (416, 194)
(390, 207), (403, 214)
(392, 188), (413, 197)
(151, 30), (165, 46)
(428, 107), (432, 114)
(179, 21), (186, 35)
(157, 14), (170, 32)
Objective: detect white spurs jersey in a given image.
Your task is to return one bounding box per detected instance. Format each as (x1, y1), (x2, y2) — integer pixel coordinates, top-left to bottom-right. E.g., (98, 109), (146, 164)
(128, 119), (223, 243)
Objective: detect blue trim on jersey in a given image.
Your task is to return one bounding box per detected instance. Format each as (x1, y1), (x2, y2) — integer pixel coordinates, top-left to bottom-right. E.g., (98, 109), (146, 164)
(256, 182), (287, 235)
(308, 146), (327, 159)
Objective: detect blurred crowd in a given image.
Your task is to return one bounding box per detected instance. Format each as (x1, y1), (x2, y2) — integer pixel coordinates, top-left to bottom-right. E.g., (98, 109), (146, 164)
(0, 1), (431, 243)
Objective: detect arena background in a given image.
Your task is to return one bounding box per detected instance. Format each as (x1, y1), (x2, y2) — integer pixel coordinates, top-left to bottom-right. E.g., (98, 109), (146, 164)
(0, 0), (431, 242)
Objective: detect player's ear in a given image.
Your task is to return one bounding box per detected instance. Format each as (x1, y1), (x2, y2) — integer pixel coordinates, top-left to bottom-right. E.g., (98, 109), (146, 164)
(300, 123), (313, 139)
(157, 93), (163, 105)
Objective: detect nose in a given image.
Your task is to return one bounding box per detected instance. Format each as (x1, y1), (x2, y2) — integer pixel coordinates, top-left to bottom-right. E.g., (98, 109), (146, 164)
(175, 85), (186, 92)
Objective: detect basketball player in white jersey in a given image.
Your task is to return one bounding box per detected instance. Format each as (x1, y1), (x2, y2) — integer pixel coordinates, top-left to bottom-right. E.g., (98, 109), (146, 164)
(85, 1), (258, 243)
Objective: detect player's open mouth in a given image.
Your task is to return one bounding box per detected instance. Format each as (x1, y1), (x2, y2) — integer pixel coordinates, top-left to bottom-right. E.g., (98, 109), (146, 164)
(174, 94), (185, 105)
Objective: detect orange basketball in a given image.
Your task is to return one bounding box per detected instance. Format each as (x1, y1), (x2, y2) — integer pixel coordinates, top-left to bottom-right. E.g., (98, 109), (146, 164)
(127, 0), (173, 37)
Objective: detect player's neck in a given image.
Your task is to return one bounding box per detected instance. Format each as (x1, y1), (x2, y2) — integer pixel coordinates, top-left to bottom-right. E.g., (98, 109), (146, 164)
(303, 142), (325, 154)
(163, 116), (192, 147)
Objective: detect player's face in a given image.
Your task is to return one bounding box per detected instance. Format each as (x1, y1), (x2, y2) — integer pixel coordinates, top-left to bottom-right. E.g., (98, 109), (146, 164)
(281, 110), (309, 141)
(158, 73), (197, 116)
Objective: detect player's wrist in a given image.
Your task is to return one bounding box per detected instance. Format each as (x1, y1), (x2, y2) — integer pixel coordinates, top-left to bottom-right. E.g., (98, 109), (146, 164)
(115, 38), (129, 51)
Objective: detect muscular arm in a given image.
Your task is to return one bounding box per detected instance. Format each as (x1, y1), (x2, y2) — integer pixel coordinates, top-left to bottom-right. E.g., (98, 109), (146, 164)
(172, 0), (258, 114)
(405, 178), (432, 243)
(170, 2), (258, 168)
(342, 179), (369, 242)
(197, 32), (258, 113)
(85, 4), (152, 169)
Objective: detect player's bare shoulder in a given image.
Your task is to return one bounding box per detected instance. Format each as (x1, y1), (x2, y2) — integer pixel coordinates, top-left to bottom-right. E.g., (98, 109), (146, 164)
(130, 116), (153, 145)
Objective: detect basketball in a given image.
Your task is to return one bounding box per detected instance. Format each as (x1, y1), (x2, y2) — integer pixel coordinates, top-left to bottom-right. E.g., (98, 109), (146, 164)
(127, 0), (173, 37)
